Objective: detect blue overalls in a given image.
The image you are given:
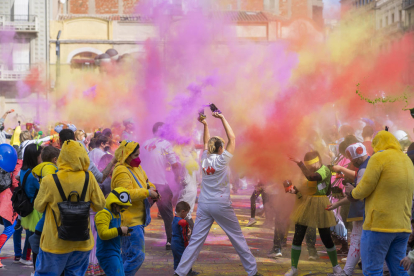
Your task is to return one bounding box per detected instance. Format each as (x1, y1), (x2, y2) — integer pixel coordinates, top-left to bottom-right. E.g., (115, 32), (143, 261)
(95, 208), (124, 276)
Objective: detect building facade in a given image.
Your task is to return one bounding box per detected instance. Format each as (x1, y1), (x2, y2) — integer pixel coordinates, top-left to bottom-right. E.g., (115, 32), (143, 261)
(0, 0), (49, 120)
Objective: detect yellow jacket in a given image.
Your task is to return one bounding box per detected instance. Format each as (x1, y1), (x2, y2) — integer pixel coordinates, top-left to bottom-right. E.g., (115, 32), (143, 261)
(95, 187), (132, 240)
(34, 140), (106, 254)
(111, 140), (156, 227)
(352, 131), (414, 233)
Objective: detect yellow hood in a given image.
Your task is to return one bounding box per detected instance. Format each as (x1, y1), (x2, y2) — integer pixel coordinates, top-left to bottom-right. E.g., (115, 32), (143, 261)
(32, 162), (58, 180)
(115, 140), (139, 166)
(105, 187), (132, 209)
(57, 140), (90, 172)
(373, 131), (402, 153)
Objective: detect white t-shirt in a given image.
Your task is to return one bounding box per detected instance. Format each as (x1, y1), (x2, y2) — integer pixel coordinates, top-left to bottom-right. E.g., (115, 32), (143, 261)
(140, 137), (177, 185)
(198, 150), (233, 204)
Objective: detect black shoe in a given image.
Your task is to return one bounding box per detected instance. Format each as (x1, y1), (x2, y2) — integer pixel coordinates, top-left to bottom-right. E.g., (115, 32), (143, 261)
(166, 242), (171, 250)
(13, 257), (20, 263)
(14, 219), (21, 231)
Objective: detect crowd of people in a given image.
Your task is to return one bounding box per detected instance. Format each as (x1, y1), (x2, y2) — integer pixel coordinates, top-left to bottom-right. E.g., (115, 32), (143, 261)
(0, 107), (414, 276)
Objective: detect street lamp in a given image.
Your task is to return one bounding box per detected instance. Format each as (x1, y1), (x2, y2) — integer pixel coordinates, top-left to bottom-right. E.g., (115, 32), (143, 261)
(56, 30), (61, 88)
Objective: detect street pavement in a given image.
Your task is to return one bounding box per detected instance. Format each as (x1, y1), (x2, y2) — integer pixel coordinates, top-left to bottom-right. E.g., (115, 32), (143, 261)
(0, 188), (362, 276)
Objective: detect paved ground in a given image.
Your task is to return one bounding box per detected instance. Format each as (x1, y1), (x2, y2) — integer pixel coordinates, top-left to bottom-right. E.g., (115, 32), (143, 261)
(0, 188), (362, 276)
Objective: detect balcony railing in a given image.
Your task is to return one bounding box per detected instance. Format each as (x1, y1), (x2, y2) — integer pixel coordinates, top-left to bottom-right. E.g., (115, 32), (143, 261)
(0, 64), (32, 81)
(403, 0), (414, 9)
(0, 15), (38, 32)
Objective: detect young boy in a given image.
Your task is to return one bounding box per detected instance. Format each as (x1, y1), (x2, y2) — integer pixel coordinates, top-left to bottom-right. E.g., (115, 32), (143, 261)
(28, 145), (60, 267)
(95, 187), (132, 276)
(172, 201), (199, 276)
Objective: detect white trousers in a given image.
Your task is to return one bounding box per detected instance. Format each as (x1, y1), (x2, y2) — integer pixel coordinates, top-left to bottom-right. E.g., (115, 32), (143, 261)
(177, 172), (198, 220)
(344, 220), (363, 275)
(175, 202), (258, 276)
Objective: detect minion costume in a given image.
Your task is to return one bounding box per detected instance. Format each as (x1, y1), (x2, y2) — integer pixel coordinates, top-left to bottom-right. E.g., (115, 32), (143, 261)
(95, 187), (132, 276)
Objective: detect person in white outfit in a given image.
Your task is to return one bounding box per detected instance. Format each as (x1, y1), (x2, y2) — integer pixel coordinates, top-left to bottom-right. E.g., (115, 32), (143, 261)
(174, 111), (262, 276)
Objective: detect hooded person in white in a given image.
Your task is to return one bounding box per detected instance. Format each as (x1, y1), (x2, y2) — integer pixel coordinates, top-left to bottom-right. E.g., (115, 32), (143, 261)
(174, 112), (261, 276)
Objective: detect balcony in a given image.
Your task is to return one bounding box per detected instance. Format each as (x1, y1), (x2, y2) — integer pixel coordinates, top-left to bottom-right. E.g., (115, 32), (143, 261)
(0, 64), (32, 81)
(379, 21), (404, 35)
(403, 0), (414, 9)
(0, 15), (38, 32)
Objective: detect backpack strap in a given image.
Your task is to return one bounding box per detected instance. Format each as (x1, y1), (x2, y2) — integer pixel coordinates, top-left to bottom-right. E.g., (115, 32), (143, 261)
(127, 168), (143, 188)
(52, 174), (67, 202)
(21, 170), (31, 191)
(80, 171), (89, 202)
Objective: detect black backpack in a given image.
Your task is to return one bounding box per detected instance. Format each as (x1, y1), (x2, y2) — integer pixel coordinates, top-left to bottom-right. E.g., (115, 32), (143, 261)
(11, 170), (34, 217)
(0, 168), (12, 193)
(51, 172), (91, 241)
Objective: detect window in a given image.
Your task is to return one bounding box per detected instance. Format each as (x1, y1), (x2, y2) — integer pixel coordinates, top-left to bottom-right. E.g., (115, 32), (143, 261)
(399, 10), (402, 21)
(385, 16), (388, 25)
(380, 19), (383, 28)
(12, 38), (30, 71)
(392, 13), (395, 23)
(409, 12), (412, 26)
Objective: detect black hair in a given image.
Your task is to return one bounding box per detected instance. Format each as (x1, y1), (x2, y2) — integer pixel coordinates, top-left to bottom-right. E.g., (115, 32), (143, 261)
(338, 135), (360, 155)
(59, 129), (75, 144)
(96, 135), (109, 148)
(94, 131), (102, 139)
(22, 144), (42, 170)
(407, 142), (414, 153)
(304, 151), (322, 163)
(89, 138), (98, 150)
(41, 145), (60, 162)
(152, 122), (164, 134)
(362, 126), (374, 138)
(176, 201), (191, 212)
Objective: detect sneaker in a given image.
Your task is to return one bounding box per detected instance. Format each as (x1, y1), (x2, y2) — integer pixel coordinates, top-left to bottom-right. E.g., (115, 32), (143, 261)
(341, 257), (347, 263)
(308, 248), (319, 260)
(337, 247), (349, 255)
(268, 248), (282, 258)
(13, 257), (21, 263)
(19, 258), (33, 266)
(246, 218), (257, 227)
(14, 219), (22, 230)
(284, 267), (298, 276)
(166, 242), (171, 250)
(333, 264), (343, 274)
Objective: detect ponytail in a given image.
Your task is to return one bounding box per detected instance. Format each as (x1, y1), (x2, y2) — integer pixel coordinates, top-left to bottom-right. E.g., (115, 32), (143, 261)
(208, 136), (225, 154)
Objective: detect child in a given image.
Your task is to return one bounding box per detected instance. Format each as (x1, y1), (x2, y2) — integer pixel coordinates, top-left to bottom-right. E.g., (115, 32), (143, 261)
(95, 187), (132, 276)
(285, 151), (342, 276)
(171, 201), (199, 276)
(29, 145), (60, 268)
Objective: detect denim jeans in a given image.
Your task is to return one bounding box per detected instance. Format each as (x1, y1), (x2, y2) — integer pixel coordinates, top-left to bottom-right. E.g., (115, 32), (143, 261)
(121, 225), (145, 276)
(361, 230), (410, 276)
(35, 248), (90, 276)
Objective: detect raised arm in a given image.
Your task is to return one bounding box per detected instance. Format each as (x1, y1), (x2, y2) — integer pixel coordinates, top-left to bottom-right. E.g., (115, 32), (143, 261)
(213, 112), (235, 154)
(198, 117), (210, 151)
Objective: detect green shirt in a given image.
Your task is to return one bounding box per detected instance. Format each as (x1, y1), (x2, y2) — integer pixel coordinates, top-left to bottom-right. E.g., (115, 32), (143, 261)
(308, 165), (332, 196)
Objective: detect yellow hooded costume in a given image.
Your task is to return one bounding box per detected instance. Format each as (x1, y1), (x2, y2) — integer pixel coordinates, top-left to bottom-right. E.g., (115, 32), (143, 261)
(352, 131), (414, 233)
(95, 187), (132, 240)
(34, 140), (106, 254)
(111, 140), (156, 227)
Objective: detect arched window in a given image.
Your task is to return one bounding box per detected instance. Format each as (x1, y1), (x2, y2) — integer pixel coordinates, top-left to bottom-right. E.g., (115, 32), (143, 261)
(70, 52), (98, 70)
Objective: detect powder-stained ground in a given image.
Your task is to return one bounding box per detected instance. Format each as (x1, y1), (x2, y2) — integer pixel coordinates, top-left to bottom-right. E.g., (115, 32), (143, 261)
(0, 188), (362, 276)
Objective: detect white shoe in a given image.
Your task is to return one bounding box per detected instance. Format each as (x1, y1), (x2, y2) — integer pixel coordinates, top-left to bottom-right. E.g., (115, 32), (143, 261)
(341, 257), (347, 262)
(19, 258), (33, 266)
(284, 267), (298, 276)
(246, 218), (257, 227)
(333, 265), (344, 275)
